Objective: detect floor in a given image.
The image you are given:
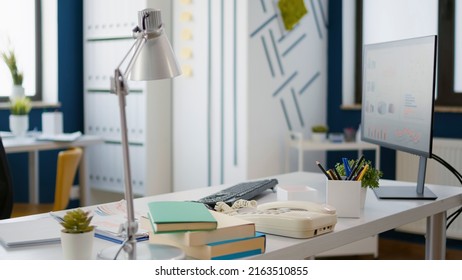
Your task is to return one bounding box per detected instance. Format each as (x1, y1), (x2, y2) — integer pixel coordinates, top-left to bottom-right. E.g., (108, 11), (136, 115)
(318, 233), (462, 260)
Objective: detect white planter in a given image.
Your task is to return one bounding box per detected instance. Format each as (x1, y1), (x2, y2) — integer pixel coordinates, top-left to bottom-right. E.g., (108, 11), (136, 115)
(10, 85), (25, 101)
(60, 230), (95, 260)
(311, 132), (327, 142)
(9, 115), (29, 136)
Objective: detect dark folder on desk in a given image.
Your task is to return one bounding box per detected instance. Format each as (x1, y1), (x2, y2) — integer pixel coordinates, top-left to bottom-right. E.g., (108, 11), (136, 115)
(0, 217), (61, 248)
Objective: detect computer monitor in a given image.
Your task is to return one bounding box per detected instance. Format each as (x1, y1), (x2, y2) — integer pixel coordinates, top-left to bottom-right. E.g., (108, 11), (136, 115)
(361, 35), (438, 200)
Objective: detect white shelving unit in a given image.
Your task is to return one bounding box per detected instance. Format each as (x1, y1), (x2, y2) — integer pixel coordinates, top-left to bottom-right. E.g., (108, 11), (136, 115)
(83, 0), (174, 200)
(286, 131), (381, 172)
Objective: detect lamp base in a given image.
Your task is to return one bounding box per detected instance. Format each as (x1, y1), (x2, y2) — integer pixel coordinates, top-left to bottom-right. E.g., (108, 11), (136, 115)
(97, 242), (185, 260)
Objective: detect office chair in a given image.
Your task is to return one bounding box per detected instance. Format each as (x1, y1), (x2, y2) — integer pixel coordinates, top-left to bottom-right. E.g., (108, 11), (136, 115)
(11, 147), (83, 217)
(0, 136), (14, 220)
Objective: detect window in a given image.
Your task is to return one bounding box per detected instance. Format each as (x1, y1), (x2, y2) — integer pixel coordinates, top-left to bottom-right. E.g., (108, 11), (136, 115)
(355, 0), (461, 107)
(437, 0), (462, 106)
(0, 0), (42, 101)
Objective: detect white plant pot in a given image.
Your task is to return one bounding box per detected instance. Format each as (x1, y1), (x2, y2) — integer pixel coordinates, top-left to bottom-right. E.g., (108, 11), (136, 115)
(10, 85), (25, 101)
(60, 230), (95, 260)
(311, 132), (327, 142)
(9, 115), (29, 136)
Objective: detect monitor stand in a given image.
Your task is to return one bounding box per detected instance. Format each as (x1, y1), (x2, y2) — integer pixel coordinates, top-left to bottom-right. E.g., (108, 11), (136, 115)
(373, 156), (437, 200)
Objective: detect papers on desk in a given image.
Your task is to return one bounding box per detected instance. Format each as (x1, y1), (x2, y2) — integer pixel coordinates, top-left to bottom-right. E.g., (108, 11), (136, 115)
(36, 131), (82, 142)
(92, 200), (149, 244)
(0, 131), (14, 138)
(0, 217), (61, 248)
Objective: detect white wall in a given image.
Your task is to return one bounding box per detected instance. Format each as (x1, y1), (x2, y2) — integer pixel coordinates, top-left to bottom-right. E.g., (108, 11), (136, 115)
(173, 0), (329, 190)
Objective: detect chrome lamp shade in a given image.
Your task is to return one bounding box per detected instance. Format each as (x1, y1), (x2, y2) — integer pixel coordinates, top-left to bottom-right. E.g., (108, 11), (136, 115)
(129, 34), (181, 81)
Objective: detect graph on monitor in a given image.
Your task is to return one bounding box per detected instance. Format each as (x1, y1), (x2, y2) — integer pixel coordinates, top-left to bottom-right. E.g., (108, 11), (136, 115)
(361, 35), (438, 199)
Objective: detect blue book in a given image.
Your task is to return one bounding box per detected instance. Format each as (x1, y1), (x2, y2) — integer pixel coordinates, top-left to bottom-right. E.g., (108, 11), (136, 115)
(94, 230), (149, 244)
(149, 232), (266, 260)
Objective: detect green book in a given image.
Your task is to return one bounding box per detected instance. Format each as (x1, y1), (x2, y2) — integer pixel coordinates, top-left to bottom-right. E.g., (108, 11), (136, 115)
(147, 201), (217, 233)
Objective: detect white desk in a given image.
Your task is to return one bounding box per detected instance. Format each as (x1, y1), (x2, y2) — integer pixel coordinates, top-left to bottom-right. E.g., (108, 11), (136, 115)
(1, 172), (461, 260)
(286, 132), (381, 171)
(3, 135), (104, 206)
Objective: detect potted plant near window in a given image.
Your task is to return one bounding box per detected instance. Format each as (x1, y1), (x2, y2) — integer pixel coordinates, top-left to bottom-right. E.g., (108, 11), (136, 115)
(59, 208), (95, 259)
(311, 125), (329, 142)
(9, 97), (31, 137)
(1, 48), (24, 100)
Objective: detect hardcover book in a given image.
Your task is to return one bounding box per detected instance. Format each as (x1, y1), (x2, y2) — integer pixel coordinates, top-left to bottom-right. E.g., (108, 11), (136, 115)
(147, 201), (217, 233)
(144, 210), (255, 246)
(149, 232), (266, 260)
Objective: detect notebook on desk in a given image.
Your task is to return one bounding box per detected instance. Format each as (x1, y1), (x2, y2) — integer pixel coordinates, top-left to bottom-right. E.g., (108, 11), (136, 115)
(0, 217), (61, 248)
(36, 131), (82, 142)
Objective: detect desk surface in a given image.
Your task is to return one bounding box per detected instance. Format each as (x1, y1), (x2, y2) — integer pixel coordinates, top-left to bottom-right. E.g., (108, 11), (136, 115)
(3, 134), (104, 205)
(1, 172), (461, 260)
(3, 134), (104, 153)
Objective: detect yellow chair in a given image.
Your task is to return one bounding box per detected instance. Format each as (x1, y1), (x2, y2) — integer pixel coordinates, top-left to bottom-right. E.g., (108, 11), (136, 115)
(11, 147), (83, 217)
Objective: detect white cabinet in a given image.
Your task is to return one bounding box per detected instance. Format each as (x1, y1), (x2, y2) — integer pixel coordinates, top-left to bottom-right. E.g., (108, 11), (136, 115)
(83, 0), (174, 199)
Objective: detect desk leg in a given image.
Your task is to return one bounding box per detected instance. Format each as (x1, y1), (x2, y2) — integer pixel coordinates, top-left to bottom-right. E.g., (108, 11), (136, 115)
(79, 147), (89, 206)
(375, 147), (381, 170)
(425, 212), (447, 260)
(28, 151), (39, 204)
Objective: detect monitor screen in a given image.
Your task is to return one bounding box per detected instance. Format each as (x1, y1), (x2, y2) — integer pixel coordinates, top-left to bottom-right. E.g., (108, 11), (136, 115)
(361, 35), (437, 158)
(361, 35), (438, 200)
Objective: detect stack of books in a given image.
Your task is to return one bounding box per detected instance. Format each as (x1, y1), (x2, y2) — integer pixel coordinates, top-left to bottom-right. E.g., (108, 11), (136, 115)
(143, 201), (266, 260)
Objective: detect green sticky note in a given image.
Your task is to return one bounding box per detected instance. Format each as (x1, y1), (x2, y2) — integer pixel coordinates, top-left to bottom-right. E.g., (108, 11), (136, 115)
(278, 0), (308, 31)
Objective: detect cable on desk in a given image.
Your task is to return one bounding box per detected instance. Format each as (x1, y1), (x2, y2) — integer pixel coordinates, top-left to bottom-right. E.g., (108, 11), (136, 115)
(431, 153), (462, 230)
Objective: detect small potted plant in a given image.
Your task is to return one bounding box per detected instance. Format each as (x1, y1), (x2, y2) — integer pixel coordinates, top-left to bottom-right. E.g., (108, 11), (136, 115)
(335, 158), (383, 207)
(311, 125), (329, 142)
(59, 208), (95, 259)
(9, 97), (31, 136)
(1, 48), (24, 100)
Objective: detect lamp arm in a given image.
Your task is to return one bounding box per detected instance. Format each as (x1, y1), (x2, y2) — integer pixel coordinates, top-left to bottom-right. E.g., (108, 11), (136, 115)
(110, 33), (147, 261)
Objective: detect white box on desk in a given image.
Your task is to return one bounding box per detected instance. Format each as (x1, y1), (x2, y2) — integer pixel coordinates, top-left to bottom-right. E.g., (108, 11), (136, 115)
(326, 179), (361, 218)
(42, 112), (63, 135)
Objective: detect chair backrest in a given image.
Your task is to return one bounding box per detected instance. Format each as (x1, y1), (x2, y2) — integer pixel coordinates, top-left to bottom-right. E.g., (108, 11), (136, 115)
(0, 137), (13, 219)
(52, 147), (83, 211)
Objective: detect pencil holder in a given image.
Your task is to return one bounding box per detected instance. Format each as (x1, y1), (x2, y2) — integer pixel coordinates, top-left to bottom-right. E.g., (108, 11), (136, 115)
(326, 179), (361, 218)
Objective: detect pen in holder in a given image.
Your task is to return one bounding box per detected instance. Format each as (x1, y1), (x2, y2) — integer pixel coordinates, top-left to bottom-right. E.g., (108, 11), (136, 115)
(326, 179), (361, 218)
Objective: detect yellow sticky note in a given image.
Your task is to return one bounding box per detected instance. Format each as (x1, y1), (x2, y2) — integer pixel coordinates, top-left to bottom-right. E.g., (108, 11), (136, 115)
(180, 12), (193, 22)
(181, 48), (193, 59)
(181, 29), (193, 40)
(181, 65), (193, 77)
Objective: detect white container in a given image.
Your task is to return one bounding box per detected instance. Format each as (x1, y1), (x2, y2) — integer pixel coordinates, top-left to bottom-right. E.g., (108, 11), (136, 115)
(60, 230), (95, 260)
(9, 115), (29, 136)
(311, 132), (327, 142)
(326, 179), (361, 218)
(277, 185), (321, 203)
(42, 112), (63, 135)
(10, 85), (25, 101)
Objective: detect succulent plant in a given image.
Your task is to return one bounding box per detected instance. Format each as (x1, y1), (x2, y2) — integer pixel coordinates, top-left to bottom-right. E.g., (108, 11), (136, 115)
(60, 209), (95, 234)
(311, 125), (329, 133)
(335, 159), (383, 189)
(10, 97), (31, 115)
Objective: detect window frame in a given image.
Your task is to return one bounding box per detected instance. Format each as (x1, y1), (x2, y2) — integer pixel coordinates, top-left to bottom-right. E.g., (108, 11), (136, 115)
(354, 0), (461, 107)
(0, 0), (42, 102)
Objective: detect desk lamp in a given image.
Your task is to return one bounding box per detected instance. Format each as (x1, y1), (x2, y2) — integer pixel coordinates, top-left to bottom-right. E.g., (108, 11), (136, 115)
(98, 8), (183, 260)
